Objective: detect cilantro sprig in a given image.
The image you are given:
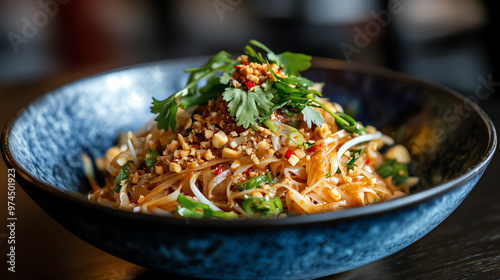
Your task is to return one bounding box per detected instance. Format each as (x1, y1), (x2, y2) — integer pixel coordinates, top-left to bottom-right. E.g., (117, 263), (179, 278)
(239, 41), (355, 129)
(222, 82), (275, 128)
(151, 51), (235, 131)
(150, 40), (365, 134)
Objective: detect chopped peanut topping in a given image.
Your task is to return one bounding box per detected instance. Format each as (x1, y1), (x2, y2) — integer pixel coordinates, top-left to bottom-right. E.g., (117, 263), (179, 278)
(155, 164), (164, 175)
(222, 148), (241, 159)
(212, 131), (228, 148)
(231, 58), (286, 89)
(230, 159), (241, 170)
(251, 191), (263, 198)
(178, 134), (189, 151)
(204, 149), (214, 161)
(257, 141), (270, 150)
(205, 129), (214, 139)
(169, 162), (181, 173)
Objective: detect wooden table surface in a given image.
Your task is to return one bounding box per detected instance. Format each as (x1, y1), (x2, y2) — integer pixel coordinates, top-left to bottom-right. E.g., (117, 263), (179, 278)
(1, 75), (499, 280)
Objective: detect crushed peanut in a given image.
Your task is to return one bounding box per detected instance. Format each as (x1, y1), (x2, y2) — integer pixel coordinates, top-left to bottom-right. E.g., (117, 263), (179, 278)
(231, 58), (286, 88)
(155, 164), (165, 175)
(230, 159), (241, 170)
(169, 162), (182, 173)
(222, 148), (241, 159)
(251, 154), (260, 165)
(204, 149), (214, 161)
(212, 131), (228, 148)
(205, 129), (214, 139)
(251, 191), (264, 198)
(257, 141), (270, 150)
(178, 134), (189, 151)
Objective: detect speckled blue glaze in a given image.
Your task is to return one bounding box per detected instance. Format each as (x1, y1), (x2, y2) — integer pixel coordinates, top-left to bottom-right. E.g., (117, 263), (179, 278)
(2, 57), (496, 280)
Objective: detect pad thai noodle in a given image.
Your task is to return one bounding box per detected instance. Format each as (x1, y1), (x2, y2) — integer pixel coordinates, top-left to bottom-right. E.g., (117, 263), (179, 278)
(85, 40), (418, 219)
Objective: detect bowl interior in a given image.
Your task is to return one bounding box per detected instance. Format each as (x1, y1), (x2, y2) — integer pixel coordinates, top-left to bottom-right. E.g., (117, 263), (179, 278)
(4, 57), (494, 206)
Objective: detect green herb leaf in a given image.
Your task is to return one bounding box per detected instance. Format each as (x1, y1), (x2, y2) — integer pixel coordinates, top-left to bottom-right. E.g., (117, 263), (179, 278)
(179, 74), (223, 108)
(222, 86), (274, 128)
(144, 149), (160, 170)
(151, 40), (365, 137)
(303, 142), (315, 149)
(151, 51), (235, 131)
(258, 100), (289, 122)
(176, 194), (238, 219)
(151, 95), (179, 132)
(248, 40), (273, 53)
(282, 76), (314, 88)
(301, 106), (325, 127)
(247, 40), (312, 77)
(346, 148), (365, 171)
(273, 80), (301, 95)
(268, 52), (312, 77)
(183, 51), (232, 95)
(244, 44), (266, 64)
(114, 162), (131, 193)
(113, 184), (123, 193)
(376, 159), (409, 185)
(115, 162), (131, 184)
(219, 71), (233, 84)
(184, 51), (233, 74)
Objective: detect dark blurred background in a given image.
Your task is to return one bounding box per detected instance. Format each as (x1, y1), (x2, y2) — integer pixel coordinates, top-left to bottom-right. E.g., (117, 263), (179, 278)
(1, 1), (500, 279)
(1, 0), (499, 97)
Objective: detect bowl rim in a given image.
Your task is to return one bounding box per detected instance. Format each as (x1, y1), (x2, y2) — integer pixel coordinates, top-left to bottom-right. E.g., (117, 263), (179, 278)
(1, 57), (497, 228)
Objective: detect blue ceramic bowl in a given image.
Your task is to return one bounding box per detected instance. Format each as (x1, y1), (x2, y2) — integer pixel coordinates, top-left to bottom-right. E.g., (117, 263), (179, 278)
(2, 57), (496, 280)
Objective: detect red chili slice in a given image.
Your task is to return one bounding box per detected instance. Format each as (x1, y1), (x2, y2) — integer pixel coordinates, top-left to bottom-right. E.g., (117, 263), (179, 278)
(215, 165), (223, 176)
(244, 62), (250, 65)
(234, 65), (241, 70)
(284, 149), (294, 160)
(244, 81), (255, 89)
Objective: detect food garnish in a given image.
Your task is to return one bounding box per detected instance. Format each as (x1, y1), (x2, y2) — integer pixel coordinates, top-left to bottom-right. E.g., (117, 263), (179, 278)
(87, 40), (418, 219)
(151, 40), (358, 135)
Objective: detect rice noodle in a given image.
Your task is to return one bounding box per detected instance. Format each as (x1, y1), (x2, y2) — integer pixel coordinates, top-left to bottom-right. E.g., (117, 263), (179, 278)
(142, 182), (183, 211)
(271, 134), (281, 151)
(90, 79), (412, 218)
(337, 132), (382, 160)
(189, 173), (222, 211)
(127, 134), (139, 166)
(150, 158), (232, 184)
(207, 170), (230, 198)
